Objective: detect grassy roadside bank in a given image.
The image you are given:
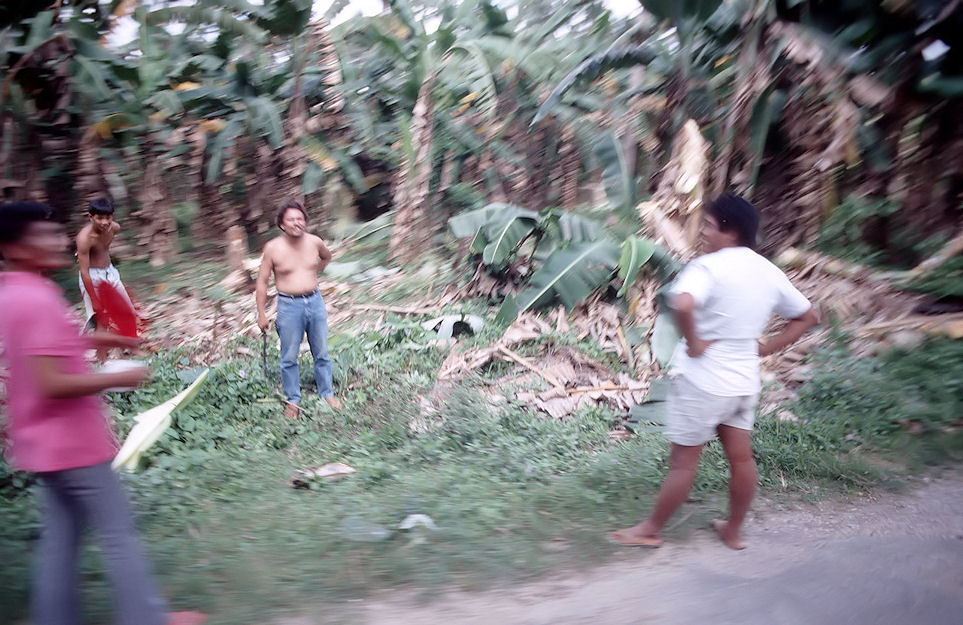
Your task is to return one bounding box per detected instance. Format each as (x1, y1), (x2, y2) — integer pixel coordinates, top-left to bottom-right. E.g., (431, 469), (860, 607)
(1, 332), (960, 624)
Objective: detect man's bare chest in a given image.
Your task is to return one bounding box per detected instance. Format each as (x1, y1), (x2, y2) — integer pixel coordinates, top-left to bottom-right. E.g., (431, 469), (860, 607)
(87, 234), (114, 261)
(273, 246), (320, 275)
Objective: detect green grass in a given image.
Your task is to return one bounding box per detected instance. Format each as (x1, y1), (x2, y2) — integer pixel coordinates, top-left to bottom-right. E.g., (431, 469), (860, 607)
(787, 337), (963, 468)
(2, 325), (961, 623)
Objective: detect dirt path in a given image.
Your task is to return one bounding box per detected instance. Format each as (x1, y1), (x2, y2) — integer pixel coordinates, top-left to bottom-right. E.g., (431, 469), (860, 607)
(281, 471), (963, 625)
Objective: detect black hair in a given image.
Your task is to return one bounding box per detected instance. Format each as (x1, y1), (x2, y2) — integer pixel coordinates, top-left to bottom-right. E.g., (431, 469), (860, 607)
(704, 193), (760, 248)
(0, 201), (56, 244)
(276, 200), (308, 228)
(88, 197), (114, 215)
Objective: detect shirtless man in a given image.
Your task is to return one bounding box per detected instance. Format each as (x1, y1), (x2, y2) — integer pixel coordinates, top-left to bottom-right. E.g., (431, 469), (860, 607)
(76, 197), (136, 360)
(256, 201), (341, 417)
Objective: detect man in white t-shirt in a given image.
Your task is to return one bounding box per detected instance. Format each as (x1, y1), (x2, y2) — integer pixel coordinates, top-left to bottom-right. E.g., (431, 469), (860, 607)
(611, 194), (818, 550)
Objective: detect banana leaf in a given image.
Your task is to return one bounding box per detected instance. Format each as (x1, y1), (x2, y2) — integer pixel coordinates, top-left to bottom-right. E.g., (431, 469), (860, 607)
(73, 56), (114, 101)
(448, 41), (498, 118)
(640, 0), (724, 25)
(245, 96), (284, 148)
(342, 210), (395, 245)
(112, 369), (210, 472)
(144, 89), (184, 117)
(302, 160), (323, 195)
(448, 203), (534, 238)
(205, 118), (241, 183)
(533, 46), (657, 124)
(325, 0), (352, 20)
(649, 244), (685, 282)
(482, 215), (538, 269)
(745, 87), (786, 191)
(496, 240), (620, 325)
(617, 236), (656, 297)
(552, 211), (604, 244)
(650, 311), (680, 368)
(594, 131), (637, 215)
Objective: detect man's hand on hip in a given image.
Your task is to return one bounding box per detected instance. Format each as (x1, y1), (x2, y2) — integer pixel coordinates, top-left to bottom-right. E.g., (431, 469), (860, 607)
(686, 338), (715, 358)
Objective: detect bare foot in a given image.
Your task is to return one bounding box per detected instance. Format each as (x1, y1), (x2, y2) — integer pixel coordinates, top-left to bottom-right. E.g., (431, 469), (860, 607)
(711, 518), (745, 550)
(608, 523), (663, 547)
(168, 611), (207, 625)
(284, 402), (301, 419)
(325, 396), (342, 410)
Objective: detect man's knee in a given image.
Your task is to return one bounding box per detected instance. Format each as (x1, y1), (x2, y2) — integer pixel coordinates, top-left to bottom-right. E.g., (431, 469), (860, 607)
(668, 444), (703, 471)
(278, 333), (304, 362)
(280, 351), (300, 366)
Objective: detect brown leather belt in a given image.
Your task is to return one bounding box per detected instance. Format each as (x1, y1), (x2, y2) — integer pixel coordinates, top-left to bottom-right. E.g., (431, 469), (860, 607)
(277, 289), (319, 299)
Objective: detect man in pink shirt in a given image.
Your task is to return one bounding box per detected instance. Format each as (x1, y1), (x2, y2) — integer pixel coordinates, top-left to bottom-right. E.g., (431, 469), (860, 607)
(0, 202), (204, 625)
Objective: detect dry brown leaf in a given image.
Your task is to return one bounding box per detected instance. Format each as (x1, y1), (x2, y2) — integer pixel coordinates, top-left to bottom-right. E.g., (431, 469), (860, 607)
(554, 306), (570, 333)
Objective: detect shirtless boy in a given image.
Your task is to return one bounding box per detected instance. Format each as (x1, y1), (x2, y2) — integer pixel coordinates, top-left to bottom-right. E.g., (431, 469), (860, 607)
(76, 198), (136, 358)
(610, 194), (818, 550)
(256, 201), (341, 417)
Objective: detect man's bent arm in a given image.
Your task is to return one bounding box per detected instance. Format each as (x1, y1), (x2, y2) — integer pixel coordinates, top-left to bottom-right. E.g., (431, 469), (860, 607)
(671, 292), (712, 357)
(30, 355), (147, 398)
(76, 234), (100, 311)
(759, 307), (819, 357)
(255, 248), (274, 330)
(88, 330), (141, 351)
(317, 238), (332, 273)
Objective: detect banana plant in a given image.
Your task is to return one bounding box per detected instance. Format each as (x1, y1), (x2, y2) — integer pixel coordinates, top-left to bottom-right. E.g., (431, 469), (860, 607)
(532, 0), (790, 200)
(339, 0), (627, 263)
(495, 239), (622, 324)
(370, 0), (537, 262)
(450, 202), (680, 326)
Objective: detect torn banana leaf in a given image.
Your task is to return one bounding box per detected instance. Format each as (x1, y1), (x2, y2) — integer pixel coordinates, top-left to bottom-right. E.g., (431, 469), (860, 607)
(112, 369), (210, 472)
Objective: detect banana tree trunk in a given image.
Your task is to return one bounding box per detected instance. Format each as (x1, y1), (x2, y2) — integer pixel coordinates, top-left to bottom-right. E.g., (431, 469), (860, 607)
(3, 125), (43, 203)
(40, 134), (77, 221)
(314, 17), (345, 115)
(276, 35), (310, 217)
(620, 67), (645, 198)
(710, 18), (770, 198)
(559, 125), (580, 209)
(182, 125), (206, 241)
(136, 136), (176, 267)
(195, 126), (238, 243)
(389, 71), (436, 264)
(248, 140), (278, 236)
(76, 134), (110, 205)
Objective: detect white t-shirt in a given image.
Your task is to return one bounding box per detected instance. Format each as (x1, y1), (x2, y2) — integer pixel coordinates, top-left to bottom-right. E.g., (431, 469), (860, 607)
(668, 246), (812, 396)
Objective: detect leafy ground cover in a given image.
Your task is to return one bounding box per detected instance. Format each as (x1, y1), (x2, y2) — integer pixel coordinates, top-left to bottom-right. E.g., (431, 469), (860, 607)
(2, 304), (961, 623)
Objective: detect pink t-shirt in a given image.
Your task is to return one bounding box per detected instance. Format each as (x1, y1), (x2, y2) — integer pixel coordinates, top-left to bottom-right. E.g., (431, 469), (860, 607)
(0, 271), (116, 472)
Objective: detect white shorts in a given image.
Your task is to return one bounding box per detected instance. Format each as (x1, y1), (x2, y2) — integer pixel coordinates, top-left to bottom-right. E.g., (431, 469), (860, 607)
(79, 264), (132, 323)
(665, 376), (759, 446)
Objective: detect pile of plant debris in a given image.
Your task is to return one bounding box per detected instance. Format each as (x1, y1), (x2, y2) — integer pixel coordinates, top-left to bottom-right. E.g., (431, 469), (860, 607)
(133, 249), (962, 429)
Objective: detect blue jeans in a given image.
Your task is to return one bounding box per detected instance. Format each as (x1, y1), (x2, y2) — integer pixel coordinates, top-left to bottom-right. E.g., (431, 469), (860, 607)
(32, 462), (167, 625)
(275, 290), (333, 403)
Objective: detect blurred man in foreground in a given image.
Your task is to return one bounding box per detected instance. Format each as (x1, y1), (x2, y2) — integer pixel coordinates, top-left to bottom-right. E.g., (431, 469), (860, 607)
(0, 201), (205, 625)
(256, 200), (341, 417)
(610, 194), (818, 550)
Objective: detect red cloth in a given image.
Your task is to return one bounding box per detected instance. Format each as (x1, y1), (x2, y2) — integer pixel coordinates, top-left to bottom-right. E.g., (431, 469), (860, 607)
(94, 281), (139, 338)
(0, 272), (116, 472)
